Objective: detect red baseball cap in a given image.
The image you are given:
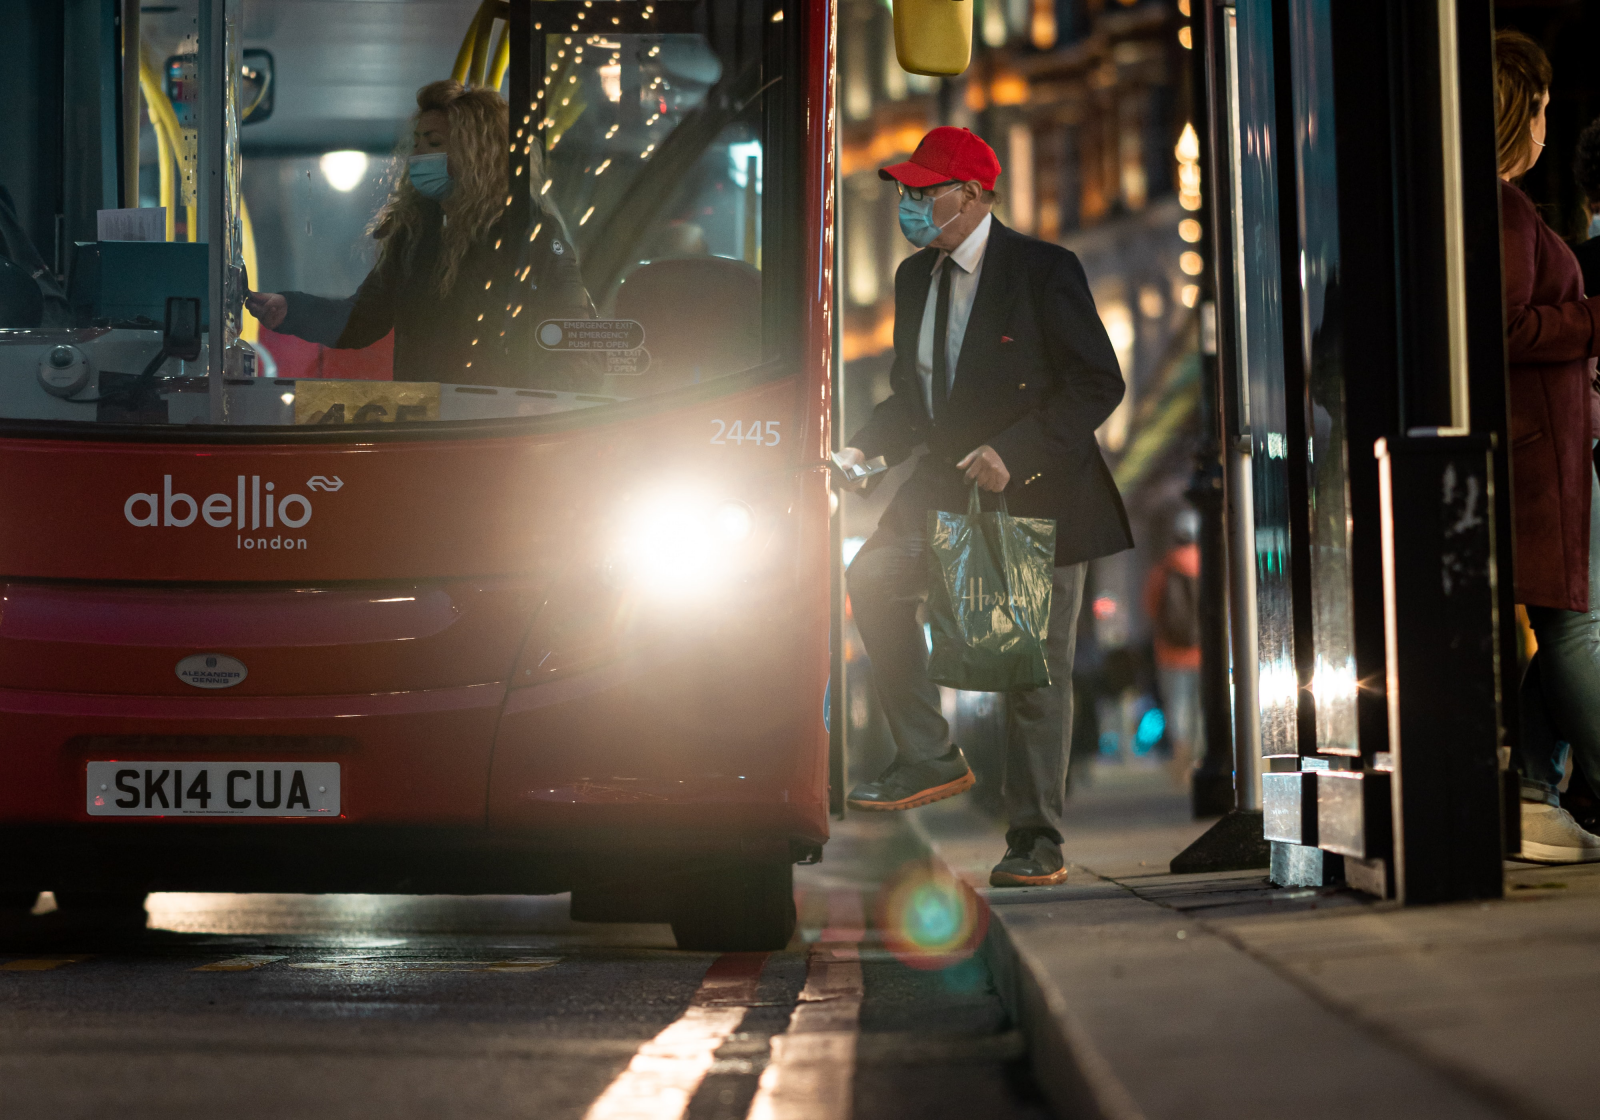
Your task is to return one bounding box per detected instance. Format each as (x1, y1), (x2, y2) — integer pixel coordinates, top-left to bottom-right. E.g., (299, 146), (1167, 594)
(879, 127), (1002, 191)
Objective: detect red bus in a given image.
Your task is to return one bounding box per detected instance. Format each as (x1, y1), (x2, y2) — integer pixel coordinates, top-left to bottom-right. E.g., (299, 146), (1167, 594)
(0, 0), (875, 950)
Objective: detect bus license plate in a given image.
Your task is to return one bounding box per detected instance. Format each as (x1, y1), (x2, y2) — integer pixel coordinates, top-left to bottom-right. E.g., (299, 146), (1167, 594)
(86, 762), (341, 817)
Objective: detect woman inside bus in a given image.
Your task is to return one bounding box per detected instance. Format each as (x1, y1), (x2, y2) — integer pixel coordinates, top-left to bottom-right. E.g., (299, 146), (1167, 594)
(1497, 30), (1600, 862)
(246, 79), (594, 388)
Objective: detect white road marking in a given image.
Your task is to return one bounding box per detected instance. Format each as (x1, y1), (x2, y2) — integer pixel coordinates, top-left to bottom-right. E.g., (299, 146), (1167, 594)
(745, 943), (864, 1120)
(747, 890), (865, 1120)
(192, 955), (287, 972)
(289, 957), (560, 973)
(584, 952), (769, 1120)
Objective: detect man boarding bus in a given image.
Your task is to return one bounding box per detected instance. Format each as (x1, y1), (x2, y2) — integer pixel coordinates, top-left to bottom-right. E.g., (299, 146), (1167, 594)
(835, 127), (1132, 888)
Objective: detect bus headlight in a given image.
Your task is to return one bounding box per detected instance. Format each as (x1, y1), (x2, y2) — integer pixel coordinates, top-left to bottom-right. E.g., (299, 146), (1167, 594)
(609, 490), (756, 597)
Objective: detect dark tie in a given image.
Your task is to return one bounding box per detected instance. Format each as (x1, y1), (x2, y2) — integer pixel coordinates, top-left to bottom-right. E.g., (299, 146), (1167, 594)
(932, 256), (953, 426)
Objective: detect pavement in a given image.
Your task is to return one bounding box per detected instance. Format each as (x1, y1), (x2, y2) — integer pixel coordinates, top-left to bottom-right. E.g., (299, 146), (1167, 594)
(0, 814), (1047, 1120)
(911, 759), (1600, 1120)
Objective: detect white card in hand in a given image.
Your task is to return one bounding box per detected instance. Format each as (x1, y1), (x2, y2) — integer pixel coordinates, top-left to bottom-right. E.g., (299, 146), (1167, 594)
(831, 451), (888, 481)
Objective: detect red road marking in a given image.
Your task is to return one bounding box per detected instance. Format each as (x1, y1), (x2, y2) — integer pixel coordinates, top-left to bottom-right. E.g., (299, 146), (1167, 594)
(693, 951), (768, 1006)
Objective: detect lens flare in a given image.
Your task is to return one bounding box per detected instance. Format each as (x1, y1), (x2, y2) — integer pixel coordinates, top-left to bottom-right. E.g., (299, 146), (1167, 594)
(610, 488), (757, 600)
(713, 500), (753, 542)
(875, 861), (989, 970)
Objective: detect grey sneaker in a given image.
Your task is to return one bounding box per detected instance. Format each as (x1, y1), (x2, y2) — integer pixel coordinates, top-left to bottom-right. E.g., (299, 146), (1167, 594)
(846, 745), (975, 811)
(1519, 802), (1600, 863)
(989, 831), (1069, 887)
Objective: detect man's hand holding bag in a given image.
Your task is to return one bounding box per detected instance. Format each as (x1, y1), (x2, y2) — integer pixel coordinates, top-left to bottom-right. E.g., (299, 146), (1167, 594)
(925, 483), (1056, 692)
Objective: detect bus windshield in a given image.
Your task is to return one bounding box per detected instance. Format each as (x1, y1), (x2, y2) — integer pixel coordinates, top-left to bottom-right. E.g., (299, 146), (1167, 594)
(0, 0), (794, 433)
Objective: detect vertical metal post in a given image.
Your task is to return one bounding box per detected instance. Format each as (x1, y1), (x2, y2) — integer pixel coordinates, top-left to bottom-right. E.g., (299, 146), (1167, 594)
(828, 152), (847, 819)
(1219, 6), (1262, 812)
(1453, 0), (1520, 855)
(199, 0), (226, 417)
(1169, 0), (1273, 873)
(1187, 0), (1237, 821)
(1227, 450), (1262, 809)
(61, 0), (121, 247)
(1379, 437), (1503, 902)
(120, 0), (140, 209)
(509, 0), (532, 241)
(1435, 0), (1470, 436)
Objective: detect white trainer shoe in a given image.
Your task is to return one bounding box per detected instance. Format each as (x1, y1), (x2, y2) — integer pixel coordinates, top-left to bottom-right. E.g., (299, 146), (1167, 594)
(1519, 801), (1600, 863)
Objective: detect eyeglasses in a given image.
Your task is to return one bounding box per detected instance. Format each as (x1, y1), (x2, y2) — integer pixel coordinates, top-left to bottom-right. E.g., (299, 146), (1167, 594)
(895, 181), (959, 202)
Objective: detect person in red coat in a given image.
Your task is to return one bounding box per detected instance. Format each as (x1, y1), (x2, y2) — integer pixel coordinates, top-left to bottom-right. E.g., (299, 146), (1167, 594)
(1143, 508), (1202, 777)
(1498, 31), (1600, 862)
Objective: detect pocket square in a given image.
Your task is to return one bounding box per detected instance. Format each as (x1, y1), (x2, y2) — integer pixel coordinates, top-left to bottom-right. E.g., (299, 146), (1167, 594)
(1001, 335), (1014, 343)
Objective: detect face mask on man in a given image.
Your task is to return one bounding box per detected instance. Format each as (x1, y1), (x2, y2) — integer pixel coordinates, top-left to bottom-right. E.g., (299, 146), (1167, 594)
(1590, 211), (1600, 240)
(408, 152), (454, 201)
(898, 185), (962, 249)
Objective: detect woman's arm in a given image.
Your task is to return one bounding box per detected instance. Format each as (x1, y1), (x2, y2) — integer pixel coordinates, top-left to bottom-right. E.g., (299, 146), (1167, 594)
(259, 260), (397, 351)
(269, 291), (356, 346)
(1503, 187), (1600, 364)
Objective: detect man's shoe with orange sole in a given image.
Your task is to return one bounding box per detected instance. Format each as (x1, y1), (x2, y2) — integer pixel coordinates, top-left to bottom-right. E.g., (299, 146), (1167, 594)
(846, 745), (975, 811)
(989, 831), (1069, 887)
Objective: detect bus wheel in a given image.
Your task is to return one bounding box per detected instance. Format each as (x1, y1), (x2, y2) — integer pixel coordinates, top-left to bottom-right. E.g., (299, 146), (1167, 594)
(670, 862), (796, 952)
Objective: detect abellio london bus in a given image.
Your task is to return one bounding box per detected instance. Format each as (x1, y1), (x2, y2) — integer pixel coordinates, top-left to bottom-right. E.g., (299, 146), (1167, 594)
(0, 0), (967, 950)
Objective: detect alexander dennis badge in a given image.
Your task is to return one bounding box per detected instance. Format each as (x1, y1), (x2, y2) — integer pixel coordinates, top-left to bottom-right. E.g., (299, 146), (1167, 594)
(925, 484), (1056, 692)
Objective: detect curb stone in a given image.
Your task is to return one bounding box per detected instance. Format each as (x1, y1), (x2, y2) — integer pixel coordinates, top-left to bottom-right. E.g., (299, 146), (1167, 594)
(903, 811), (1140, 1120)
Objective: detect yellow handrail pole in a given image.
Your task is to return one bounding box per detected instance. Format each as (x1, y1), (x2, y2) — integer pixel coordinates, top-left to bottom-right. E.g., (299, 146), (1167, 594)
(489, 20), (512, 90)
(143, 62), (196, 242)
(151, 106), (174, 241)
(137, 55), (179, 240)
(239, 194), (260, 343)
(469, 5), (496, 88)
(451, 10), (481, 84)
(455, 0), (495, 86)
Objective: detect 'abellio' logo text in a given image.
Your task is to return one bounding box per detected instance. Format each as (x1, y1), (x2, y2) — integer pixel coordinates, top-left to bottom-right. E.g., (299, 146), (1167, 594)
(125, 475), (333, 551)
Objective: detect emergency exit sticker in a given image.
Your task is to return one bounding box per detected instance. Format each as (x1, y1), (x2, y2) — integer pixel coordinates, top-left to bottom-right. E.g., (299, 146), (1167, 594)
(536, 320), (645, 351)
(603, 348), (650, 376)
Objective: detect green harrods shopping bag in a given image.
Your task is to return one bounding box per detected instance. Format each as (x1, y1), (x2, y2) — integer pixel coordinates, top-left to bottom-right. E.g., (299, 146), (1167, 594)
(926, 484), (1056, 692)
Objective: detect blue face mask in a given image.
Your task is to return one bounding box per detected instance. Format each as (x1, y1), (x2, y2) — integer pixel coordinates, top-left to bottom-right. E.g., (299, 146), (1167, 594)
(408, 153), (454, 201)
(898, 186), (961, 248)
(1590, 212), (1600, 240)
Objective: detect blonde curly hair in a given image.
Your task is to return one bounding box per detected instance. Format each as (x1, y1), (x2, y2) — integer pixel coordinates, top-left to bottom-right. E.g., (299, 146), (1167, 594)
(372, 80), (539, 295)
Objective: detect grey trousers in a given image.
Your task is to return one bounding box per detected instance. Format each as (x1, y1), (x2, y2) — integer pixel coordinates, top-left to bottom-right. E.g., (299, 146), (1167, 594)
(848, 521), (1087, 841)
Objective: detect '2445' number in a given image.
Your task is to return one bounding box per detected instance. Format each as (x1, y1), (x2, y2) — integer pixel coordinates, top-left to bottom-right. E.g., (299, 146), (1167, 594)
(710, 420), (781, 446)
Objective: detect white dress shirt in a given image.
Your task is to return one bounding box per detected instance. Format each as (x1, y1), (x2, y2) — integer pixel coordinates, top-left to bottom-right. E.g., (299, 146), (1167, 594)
(916, 212), (992, 419)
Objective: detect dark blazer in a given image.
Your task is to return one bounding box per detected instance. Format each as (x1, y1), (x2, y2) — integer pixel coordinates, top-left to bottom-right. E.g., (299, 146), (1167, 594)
(848, 217), (1133, 566)
(279, 201), (592, 389)
(1501, 183), (1600, 611)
